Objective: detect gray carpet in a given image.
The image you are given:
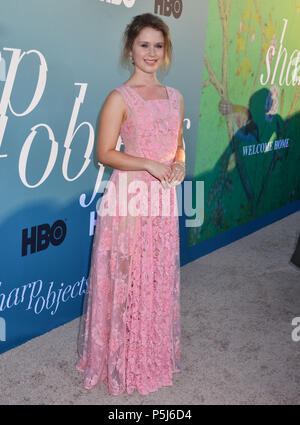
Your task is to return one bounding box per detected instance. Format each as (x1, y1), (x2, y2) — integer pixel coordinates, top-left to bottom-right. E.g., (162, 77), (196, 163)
(0, 211), (299, 405)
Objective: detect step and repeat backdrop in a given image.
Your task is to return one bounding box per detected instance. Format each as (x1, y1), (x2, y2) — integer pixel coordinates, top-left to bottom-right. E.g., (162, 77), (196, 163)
(187, 0), (300, 260)
(0, 0), (299, 353)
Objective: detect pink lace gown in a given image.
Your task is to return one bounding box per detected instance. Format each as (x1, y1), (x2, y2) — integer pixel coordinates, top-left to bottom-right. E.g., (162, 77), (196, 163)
(76, 84), (181, 395)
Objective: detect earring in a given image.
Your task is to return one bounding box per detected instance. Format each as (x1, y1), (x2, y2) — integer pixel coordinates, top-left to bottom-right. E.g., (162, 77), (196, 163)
(130, 55), (135, 65)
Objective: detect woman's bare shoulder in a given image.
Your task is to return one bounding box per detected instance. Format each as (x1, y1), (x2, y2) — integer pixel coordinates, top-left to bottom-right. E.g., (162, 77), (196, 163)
(101, 88), (126, 111)
(168, 86), (184, 102)
(105, 87), (125, 101)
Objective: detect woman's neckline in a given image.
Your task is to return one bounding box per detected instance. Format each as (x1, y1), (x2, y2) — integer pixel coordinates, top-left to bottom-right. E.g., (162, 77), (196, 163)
(123, 84), (170, 102)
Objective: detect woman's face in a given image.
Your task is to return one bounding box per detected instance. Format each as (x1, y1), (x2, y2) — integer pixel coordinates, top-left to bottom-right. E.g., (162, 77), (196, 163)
(130, 26), (165, 74)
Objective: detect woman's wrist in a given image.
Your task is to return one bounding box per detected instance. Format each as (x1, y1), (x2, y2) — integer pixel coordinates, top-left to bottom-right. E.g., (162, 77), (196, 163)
(173, 160), (185, 168)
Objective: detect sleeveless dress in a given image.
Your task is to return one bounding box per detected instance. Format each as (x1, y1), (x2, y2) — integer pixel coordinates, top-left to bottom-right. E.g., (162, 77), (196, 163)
(76, 84), (181, 396)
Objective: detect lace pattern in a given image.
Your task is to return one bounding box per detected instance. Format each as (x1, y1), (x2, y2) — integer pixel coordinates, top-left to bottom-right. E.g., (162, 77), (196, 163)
(76, 84), (182, 395)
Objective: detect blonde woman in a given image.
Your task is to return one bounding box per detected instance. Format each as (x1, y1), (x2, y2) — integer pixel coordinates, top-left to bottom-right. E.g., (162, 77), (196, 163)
(76, 12), (185, 396)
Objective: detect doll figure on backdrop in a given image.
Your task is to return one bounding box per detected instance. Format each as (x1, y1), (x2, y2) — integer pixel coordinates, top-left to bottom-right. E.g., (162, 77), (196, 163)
(76, 12), (185, 396)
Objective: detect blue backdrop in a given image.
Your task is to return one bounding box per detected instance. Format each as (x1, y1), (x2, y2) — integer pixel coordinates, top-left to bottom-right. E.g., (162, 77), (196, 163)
(0, 0), (209, 353)
(1, 0), (299, 354)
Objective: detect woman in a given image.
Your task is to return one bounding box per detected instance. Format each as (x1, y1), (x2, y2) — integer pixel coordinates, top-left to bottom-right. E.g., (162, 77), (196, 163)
(76, 12), (185, 396)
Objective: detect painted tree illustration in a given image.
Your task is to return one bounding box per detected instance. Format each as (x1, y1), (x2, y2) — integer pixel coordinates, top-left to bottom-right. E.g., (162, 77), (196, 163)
(190, 0), (300, 245)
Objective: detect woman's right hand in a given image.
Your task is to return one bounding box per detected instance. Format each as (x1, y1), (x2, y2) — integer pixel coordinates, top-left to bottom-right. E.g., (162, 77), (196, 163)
(146, 159), (172, 189)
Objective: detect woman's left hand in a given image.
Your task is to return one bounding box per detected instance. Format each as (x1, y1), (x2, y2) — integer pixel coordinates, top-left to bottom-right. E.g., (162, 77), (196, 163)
(167, 161), (185, 187)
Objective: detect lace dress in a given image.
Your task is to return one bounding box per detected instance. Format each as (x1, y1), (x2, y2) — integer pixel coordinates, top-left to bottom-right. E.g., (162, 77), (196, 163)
(76, 84), (181, 395)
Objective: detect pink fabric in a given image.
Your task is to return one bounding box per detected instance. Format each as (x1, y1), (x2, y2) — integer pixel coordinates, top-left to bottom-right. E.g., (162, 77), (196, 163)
(76, 84), (181, 395)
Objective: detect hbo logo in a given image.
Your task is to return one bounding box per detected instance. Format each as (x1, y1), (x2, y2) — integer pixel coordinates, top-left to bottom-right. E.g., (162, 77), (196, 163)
(99, 0), (136, 7)
(154, 0), (183, 19)
(22, 219), (67, 256)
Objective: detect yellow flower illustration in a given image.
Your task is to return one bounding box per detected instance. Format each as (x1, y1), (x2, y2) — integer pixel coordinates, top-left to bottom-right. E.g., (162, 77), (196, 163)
(236, 57), (252, 85)
(265, 14), (277, 42)
(236, 32), (246, 53)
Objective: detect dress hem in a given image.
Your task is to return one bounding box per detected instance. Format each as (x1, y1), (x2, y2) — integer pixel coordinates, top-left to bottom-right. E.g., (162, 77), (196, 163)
(75, 362), (181, 396)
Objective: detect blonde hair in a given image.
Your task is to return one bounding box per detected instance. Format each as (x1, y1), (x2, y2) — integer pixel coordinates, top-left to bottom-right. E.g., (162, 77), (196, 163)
(121, 13), (173, 72)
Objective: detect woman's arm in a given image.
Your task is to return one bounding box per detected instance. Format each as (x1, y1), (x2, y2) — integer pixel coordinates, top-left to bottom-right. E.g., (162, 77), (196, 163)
(168, 93), (185, 185)
(173, 92), (185, 164)
(97, 90), (150, 171)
